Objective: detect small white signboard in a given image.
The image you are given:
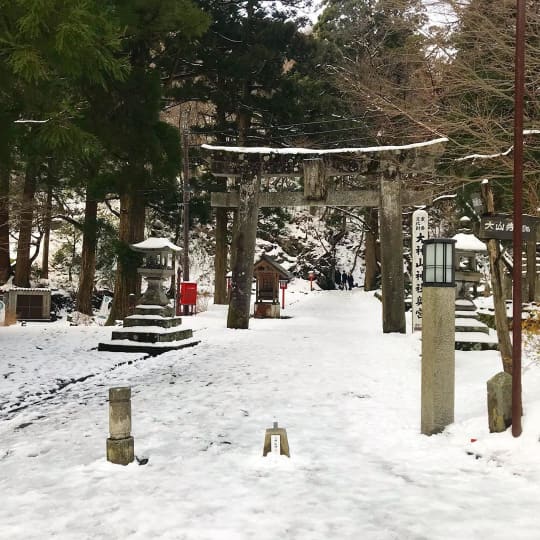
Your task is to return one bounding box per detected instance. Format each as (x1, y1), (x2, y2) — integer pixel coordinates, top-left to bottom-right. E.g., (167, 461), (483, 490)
(270, 434), (281, 456)
(412, 209), (428, 331)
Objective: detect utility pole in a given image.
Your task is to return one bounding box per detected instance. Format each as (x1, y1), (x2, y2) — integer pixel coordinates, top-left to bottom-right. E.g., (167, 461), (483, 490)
(511, 0), (525, 437)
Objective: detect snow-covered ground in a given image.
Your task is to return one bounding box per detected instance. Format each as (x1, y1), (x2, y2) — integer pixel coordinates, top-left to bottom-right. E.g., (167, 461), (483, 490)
(1, 284), (540, 539)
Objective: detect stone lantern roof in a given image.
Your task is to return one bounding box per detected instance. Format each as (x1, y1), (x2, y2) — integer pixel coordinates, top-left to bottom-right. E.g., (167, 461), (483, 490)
(130, 237), (182, 253)
(452, 233), (487, 253)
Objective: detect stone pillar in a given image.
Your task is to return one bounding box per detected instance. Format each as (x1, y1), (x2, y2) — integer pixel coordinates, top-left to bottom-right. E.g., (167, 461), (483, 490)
(106, 387), (134, 465)
(421, 286), (455, 435)
(487, 371), (512, 432)
(379, 172), (405, 333)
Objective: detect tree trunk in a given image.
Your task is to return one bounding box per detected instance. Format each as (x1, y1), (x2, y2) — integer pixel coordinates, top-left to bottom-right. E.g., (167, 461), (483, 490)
(14, 163), (37, 287)
(41, 185), (53, 280)
(364, 208), (379, 291)
(106, 192), (145, 324)
(227, 160), (260, 329)
(0, 161), (10, 284)
(481, 181), (513, 374)
(76, 190), (98, 315)
(213, 207), (228, 304)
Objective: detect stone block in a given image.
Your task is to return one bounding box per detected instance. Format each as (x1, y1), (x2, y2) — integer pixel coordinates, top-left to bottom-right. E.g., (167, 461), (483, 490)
(254, 303), (280, 319)
(107, 436), (134, 465)
(421, 286), (455, 435)
(487, 371), (512, 433)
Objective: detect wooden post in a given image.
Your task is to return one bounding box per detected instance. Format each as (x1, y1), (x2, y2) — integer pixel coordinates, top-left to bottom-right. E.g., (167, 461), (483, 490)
(379, 164), (406, 334)
(480, 181), (512, 374)
(227, 158), (261, 329)
(106, 387), (134, 466)
(213, 207), (228, 304)
(526, 237), (536, 302)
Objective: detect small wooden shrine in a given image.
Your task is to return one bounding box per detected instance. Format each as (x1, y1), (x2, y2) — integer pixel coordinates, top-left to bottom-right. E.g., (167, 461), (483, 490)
(3, 288), (51, 325)
(253, 254), (293, 318)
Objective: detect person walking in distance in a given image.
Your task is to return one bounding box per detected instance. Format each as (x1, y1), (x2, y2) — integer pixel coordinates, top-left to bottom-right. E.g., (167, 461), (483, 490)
(347, 271), (354, 290)
(341, 270), (348, 290)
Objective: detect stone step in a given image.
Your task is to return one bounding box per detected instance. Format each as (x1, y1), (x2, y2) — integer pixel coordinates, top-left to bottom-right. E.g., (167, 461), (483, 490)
(133, 304), (171, 316)
(455, 318), (489, 334)
(455, 299), (477, 311)
(123, 315), (182, 329)
(455, 330), (499, 351)
(98, 337), (200, 356)
(111, 326), (193, 343)
(455, 310), (479, 319)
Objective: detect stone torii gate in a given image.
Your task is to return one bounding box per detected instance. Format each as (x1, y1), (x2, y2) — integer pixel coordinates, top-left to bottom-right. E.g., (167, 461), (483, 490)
(202, 138), (447, 333)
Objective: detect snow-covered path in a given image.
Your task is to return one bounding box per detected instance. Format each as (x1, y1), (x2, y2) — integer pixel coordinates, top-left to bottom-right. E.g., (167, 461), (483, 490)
(1, 289), (540, 539)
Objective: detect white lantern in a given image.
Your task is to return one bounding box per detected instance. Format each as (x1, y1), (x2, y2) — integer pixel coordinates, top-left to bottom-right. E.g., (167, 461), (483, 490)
(423, 239), (456, 286)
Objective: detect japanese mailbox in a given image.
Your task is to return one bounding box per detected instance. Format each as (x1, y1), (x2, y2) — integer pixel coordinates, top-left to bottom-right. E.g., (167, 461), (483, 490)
(177, 281), (197, 315)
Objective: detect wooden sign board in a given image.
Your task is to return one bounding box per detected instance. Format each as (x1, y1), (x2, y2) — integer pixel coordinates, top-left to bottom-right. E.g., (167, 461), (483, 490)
(478, 214), (538, 241)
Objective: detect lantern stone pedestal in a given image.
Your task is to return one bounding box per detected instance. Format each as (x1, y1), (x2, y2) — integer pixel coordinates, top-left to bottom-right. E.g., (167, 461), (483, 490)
(98, 237), (200, 355)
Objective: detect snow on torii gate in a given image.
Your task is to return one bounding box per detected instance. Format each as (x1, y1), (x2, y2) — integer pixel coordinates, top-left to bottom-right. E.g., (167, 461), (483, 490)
(202, 138), (447, 333)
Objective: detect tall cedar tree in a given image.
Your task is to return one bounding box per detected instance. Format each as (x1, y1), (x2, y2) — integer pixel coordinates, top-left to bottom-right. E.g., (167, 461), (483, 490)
(104, 0), (209, 323)
(0, 0), (128, 286)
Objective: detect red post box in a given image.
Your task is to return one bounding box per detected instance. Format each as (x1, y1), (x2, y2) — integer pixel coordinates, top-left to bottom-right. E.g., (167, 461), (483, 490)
(177, 281), (197, 315)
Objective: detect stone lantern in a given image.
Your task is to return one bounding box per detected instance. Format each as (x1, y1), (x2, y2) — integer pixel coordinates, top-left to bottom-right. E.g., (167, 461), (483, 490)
(130, 237), (181, 312)
(98, 233), (199, 355)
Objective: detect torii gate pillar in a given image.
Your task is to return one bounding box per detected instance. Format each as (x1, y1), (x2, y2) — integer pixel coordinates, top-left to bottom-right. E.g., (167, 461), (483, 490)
(227, 158), (261, 329)
(379, 165), (406, 333)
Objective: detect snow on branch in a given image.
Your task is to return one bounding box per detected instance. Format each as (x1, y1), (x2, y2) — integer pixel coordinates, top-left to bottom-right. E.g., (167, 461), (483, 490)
(201, 137), (448, 155)
(456, 129), (540, 162)
(456, 146), (513, 162)
(14, 119), (50, 124)
(432, 193), (457, 203)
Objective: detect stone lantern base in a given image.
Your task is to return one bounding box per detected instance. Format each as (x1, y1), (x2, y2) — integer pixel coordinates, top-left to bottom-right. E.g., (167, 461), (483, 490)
(98, 304), (199, 355)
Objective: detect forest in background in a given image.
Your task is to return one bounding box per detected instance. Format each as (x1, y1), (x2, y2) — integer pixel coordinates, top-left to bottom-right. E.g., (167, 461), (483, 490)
(1, 0), (539, 322)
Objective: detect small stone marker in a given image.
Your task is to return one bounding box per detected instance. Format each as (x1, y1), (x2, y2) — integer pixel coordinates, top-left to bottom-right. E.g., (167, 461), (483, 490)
(487, 372), (512, 433)
(106, 387), (134, 465)
(263, 422), (290, 458)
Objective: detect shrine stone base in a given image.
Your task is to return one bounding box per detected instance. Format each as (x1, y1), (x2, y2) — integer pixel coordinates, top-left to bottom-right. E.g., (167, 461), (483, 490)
(254, 303), (280, 319)
(98, 304), (199, 356)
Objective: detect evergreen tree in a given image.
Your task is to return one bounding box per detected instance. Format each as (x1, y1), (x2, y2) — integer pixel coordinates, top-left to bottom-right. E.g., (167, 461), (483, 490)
(0, 0), (129, 286)
(103, 0), (209, 323)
